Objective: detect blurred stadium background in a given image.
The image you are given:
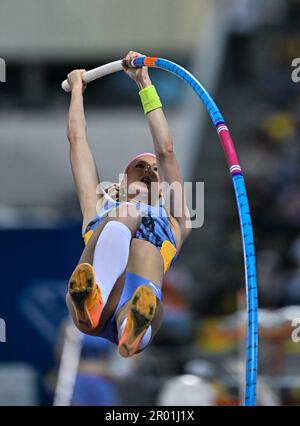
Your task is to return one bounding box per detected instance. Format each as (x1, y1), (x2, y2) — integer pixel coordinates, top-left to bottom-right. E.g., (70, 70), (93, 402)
(1, 0), (300, 406)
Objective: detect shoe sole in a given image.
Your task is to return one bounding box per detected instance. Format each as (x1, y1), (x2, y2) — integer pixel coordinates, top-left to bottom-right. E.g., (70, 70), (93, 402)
(68, 263), (103, 329)
(118, 285), (157, 358)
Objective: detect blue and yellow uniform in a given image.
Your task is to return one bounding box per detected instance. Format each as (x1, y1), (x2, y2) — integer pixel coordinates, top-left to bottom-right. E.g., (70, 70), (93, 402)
(84, 199), (178, 273)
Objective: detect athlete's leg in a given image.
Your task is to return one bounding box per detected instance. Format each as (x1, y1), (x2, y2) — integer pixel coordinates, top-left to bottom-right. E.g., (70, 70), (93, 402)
(114, 239), (166, 357)
(66, 204), (142, 334)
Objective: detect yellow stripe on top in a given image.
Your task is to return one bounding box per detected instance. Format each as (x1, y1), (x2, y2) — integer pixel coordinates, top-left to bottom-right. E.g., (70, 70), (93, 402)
(160, 240), (177, 273)
(83, 230), (94, 246)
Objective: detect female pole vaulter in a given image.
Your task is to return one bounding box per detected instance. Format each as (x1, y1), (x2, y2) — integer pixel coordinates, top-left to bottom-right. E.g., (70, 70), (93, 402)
(65, 51), (191, 358)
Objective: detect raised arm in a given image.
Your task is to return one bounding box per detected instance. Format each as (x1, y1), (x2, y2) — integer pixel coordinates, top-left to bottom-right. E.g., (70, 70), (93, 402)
(122, 52), (191, 240)
(67, 70), (101, 235)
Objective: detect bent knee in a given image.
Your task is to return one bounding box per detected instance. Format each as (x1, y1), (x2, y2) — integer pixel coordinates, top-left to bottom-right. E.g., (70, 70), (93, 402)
(107, 203), (142, 234)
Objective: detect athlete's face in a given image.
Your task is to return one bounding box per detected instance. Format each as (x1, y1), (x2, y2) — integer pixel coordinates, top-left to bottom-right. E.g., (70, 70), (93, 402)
(121, 156), (160, 204)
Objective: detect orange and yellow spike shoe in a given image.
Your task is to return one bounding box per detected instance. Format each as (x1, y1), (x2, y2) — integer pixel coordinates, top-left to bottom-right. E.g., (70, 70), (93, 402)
(68, 263), (103, 330)
(118, 285), (157, 358)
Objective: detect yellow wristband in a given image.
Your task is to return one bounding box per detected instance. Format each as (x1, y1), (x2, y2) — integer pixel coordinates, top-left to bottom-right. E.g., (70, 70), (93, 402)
(139, 85), (162, 115)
